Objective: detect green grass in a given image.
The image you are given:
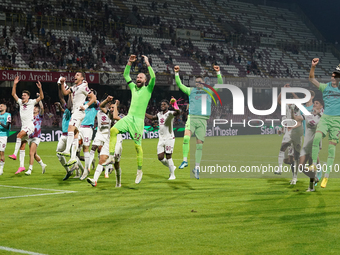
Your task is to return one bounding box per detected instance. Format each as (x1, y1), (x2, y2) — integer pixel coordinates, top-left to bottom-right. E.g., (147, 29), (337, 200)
(1, 135), (340, 254)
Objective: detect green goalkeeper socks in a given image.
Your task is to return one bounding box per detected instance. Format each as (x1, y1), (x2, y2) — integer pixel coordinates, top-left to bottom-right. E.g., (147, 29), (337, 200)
(109, 127), (119, 155)
(326, 144), (336, 174)
(195, 144), (203, 165)
(135, 143), (143, 170)
(183, 135), (190, 159)
(312, 132), (322, 164)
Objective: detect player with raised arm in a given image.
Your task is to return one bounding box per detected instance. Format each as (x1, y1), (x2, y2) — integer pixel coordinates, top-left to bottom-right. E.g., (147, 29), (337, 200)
(55, 77), (85, 180)
(0, 103), (11, 175)
(103, 54), (156, 184)
(276, 84), (304, 184)
(78, 90), (100, 180)
(307, 60), (340, 188)
(145, 98), (181, 180)
(276, 84), (295, 176)
(274, 84), (304, 185)
(175, 65), (223, 179)
(88, 98), (111, 178)
(57, 72), (96, 167)
(9, 77), (44, 174)
(87, 96), (123, 187)
(23, 100), (47, 175)
(110, 100), (125, 184)
(291, 99), (324, 191)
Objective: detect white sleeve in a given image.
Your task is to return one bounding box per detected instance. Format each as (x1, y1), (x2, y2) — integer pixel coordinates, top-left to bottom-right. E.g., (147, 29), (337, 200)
(83, 84), (91, 96)
(17, 98), (22, 105)
(7, 114), (11, 123)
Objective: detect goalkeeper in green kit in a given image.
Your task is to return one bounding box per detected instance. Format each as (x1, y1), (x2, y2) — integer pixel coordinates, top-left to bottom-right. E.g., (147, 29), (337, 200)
(307, 59), (340, 188)
(175, 65), (223, 179)
(104, 54), (155, 184)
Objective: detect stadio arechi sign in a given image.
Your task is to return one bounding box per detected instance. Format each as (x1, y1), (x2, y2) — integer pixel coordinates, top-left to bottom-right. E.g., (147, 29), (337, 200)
(0, 70), (99, 84)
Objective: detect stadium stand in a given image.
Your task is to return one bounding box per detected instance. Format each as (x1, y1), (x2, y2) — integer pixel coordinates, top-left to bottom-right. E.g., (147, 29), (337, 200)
(0, 0), (339, 127)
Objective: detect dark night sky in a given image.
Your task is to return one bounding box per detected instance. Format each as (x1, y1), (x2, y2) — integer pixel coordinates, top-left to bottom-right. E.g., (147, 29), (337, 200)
(273, 0), (340, 43)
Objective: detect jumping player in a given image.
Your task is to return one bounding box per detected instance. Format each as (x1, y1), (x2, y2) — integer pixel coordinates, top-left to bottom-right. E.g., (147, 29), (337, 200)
(87, 96), (122, 187)
(104, 55), (156, 184)
(307, 60), (340, 188)
(57, 73), (97, 167)
(145, 98), (180, 180)
(291, 99), (324, 191)
(175, 65), (223, 179)
(55, 78), (85, 180)
(9, 77), (44, 175)
(78, 89), (100, 179)
(23, 100), (47, 175)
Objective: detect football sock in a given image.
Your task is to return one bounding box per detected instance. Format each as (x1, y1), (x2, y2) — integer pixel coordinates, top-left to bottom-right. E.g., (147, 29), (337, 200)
(71, 137), (79, 160)
(312, 132), (322, 165)
(65, 131), (74, 153)
(183, 135), (190, 160)
(57, 153), (69, 172)
(195, 143), (203, 165)
(89, 149), (95, 169)
(168, 158), (175, 172)
(94, 164), (103, 182)
(135, 143), (143, 170)
(160, 158), (169, 167)
(326, 143), (336, 175)
(109, 127), (119, 155)
(84, 151), (90, 170)
(278, 150), (284, 172)
(13, 138), (21, 156)
(20, 150), (25, 168)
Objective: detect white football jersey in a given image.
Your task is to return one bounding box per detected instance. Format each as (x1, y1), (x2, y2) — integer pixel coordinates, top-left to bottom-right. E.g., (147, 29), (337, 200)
(283, 104), (300, 127)
(157, 110), (175, 139)
(304, 110), (323, 130)
(17, 99), (37, 127)
(70, 81), (91, 113)
(97, 109), (111, 132)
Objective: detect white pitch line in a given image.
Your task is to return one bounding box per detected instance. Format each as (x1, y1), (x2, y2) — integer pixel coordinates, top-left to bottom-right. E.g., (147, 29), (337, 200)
(0, 246), (47, 255)
(0, 185), (77, 200)
(0, 185), (76, 193)
(0, 191), (76, 200)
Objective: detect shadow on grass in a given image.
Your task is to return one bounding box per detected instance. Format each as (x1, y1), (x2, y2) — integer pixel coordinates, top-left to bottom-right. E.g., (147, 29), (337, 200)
(266, 178), (291, 185)
(166, 181), (195, 190)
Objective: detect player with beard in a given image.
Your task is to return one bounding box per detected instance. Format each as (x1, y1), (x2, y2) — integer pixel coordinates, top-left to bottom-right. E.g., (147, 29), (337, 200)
(103, 55), (155, 184)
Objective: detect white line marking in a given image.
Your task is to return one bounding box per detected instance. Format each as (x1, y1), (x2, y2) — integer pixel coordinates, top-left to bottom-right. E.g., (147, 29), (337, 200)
(0, 185), (75, 193)
(0, 246), (47, 255)
(0, 185), (77, 200)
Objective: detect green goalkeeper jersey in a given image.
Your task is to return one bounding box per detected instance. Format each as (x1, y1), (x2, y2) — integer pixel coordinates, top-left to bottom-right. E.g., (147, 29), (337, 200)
(175, 73), (223, 118)
(123, 65), (156, 119)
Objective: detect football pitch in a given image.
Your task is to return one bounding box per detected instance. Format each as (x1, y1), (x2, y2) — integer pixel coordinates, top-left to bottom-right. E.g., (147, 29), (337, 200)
(1, 135), (340, 254)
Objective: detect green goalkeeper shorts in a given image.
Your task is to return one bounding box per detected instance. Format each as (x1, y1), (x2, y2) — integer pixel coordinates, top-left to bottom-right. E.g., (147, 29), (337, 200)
(185, 115), (208, 142)
(114, 115), (144, 146)
(316, 114), (340, 143)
